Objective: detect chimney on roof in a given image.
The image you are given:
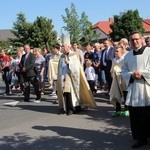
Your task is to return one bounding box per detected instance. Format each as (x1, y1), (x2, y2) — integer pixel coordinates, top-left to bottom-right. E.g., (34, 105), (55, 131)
(109, 18), (113, 21)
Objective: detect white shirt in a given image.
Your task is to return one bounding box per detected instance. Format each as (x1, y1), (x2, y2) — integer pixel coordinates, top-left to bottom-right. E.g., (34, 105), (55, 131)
(15, 56), (22, 72)
(85, 66), (95, 81)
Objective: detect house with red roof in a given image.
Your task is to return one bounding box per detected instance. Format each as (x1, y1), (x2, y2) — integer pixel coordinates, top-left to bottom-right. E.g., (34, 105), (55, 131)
(92, 18), (150, 41)
(143, 19), (150, 37)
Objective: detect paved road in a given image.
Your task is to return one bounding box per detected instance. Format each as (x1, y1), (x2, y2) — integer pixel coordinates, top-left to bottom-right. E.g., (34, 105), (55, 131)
(0, 78), (149, 150)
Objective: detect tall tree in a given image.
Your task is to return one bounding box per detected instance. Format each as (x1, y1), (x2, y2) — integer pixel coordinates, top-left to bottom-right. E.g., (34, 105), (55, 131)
(62, 3), (98, 44)
(0, 41), (14, 54)
(80, 12), (99, 43)
(32, 16), (57, 50)
(11, 12), (32, 46)
(110, 9), (144, 41)
(62, 3), (81, 42)
(11, 13), (57, 50)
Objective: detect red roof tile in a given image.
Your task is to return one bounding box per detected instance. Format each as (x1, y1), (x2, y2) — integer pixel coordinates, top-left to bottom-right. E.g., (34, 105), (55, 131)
(93, 20), (113, 35)
(143, 19), (150, 25)
(93, 18), (150, 34)
(143, 19), (150, 32)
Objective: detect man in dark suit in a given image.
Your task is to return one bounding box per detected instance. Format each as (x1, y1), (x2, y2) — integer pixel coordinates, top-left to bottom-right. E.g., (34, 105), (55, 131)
(19, 44), (41, 102)
(100, 40), (115, 93)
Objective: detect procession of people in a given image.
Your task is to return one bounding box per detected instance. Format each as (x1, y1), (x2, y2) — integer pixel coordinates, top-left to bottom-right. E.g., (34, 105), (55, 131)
(0, 31), (150, 148)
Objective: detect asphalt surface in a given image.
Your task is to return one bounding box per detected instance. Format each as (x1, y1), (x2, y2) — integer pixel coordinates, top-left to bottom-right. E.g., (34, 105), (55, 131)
(0, 75), (149, 150)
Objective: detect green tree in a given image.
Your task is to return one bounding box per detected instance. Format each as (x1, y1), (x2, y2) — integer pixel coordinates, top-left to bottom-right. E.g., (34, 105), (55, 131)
(31, 16), (57, 50)
(11, 13), (57, 50)
(110, 9), (144, 41)
(11, 12), (32, 47)
(0, 41), (15, 55)
(0, 41), (11, 50)
(62, 3), (98, 44)
(80, 12), (99, 43)
(62, 3), (81, 42)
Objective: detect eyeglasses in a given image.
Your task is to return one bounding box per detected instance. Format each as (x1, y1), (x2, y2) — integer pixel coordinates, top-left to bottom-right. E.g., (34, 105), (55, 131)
(131, 38), (141, 42)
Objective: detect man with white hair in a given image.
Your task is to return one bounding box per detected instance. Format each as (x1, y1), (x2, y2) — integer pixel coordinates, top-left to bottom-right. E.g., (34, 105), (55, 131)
(120, 38), (132, 51)
(57, 43), (96, 115)
(19, 44), (41, 102)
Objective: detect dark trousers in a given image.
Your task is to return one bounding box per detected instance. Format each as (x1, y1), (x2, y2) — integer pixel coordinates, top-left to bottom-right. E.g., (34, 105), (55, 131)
(115, 91), (128, 112)
(116, 102), (121, 112)
(63, 92), (74, 113)
(98, 69), (106, 87)
(3, 71), (10, 94)
(129, 106), (150, 141)
(24, 76), (41, 100)
(104, 68), (112, 92)
(123, 91), (128, 110)
(16, 72), (24, 92)
(87, 80), (95, 93)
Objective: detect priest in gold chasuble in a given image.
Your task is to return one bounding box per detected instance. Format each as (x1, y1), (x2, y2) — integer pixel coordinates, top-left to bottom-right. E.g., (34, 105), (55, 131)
(57, 44), (97, 115)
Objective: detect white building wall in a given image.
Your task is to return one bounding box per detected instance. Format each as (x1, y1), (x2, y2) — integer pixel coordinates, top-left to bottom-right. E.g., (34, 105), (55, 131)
(93, 28), (108, 40)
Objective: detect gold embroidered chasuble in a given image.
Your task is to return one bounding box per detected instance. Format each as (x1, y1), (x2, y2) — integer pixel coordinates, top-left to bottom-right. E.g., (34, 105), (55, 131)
(57, 51), (97, 110)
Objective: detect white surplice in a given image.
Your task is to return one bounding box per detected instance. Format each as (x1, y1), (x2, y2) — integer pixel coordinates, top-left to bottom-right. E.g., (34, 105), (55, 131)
(122, 47), (150, 107)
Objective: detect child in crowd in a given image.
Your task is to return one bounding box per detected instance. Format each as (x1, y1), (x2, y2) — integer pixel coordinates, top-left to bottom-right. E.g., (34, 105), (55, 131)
(85, 60), (97, 94)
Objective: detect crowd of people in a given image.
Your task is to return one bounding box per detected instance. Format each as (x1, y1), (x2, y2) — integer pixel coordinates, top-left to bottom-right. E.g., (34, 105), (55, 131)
(0, 31), (150, 148)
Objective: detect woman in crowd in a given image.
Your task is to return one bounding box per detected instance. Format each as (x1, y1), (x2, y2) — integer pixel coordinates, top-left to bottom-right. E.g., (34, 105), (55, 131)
(34, 48), (46, 95)
(14, 48), (24, 93)
(42, 48), (51, 81)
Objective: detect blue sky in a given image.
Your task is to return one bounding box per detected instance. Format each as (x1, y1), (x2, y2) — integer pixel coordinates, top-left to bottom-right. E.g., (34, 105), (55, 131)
(0, 0), (149, 35)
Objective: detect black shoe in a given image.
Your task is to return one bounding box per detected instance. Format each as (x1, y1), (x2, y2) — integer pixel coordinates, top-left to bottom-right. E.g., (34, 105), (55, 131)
(132, 140), (147, 148)
(24, 100), (29, 102)
(24, 99), (29, 102)
(66, 110), (73, 116)
(53, 101), (58, 104)
(75, 106), (81, 113)
(36, 97), (41, 100)
(23, 98), (30, 102)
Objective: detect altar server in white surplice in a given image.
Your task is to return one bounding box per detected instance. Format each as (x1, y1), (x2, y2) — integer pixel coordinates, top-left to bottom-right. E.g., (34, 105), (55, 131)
(122, 31), (150, 148)
(48, 44), (62, 96)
